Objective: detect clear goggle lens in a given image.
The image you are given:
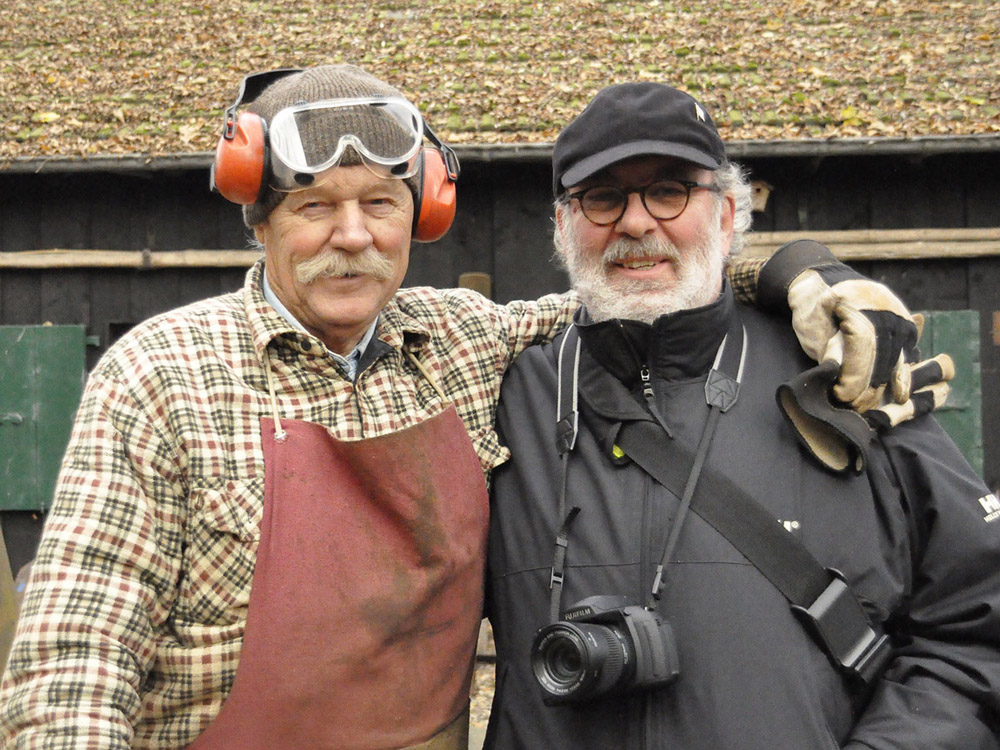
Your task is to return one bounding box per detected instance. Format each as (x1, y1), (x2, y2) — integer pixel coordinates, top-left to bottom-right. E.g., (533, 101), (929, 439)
(268, 97), (425, 191)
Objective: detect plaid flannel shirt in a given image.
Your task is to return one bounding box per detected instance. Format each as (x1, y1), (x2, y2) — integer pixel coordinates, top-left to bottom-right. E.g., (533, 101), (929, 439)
(0, 257), (762, 749)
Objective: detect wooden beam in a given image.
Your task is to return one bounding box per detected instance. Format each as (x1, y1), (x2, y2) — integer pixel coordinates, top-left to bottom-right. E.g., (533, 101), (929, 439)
(745, 228), (1000, 260)
(0, 249), (261, 269)
(1, 228), (997, 269)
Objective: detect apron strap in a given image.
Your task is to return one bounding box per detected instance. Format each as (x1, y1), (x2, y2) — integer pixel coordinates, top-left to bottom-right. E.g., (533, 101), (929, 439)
(263, 347), (288, 442)
(403, 346), (448, 403)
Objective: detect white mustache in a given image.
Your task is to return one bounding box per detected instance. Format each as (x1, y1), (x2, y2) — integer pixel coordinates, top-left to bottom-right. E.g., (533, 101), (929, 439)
(295, 248), (394, 284)
(603, 235), (681, 266)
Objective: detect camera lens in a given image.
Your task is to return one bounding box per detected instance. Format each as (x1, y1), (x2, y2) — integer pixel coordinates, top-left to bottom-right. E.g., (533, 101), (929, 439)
(545, 637), (584, 681)
(531, 622), (634, 702)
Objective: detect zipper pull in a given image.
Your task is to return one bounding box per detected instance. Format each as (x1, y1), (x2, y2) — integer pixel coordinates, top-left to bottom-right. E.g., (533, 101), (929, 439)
(640, 365), (654, 400)
(641, 366), (673, 438)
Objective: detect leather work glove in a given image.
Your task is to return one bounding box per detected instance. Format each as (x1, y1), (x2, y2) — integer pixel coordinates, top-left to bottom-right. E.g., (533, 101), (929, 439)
(758, 239), (955, 473)
(758, 239), (922, 411)
(776, 354), (954, 474)
(862, 353), (954, 430)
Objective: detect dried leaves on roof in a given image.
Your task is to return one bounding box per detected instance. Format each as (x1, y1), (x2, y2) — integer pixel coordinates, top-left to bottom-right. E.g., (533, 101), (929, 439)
(3, 0), (998, 160)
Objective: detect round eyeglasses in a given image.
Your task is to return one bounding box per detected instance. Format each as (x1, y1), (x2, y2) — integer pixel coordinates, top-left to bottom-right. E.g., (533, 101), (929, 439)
(566, 179), (721, 226)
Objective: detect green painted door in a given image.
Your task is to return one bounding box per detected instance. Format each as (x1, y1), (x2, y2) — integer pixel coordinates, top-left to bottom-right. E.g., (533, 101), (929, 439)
(918, 310), (983, 478)
(0, 326), (87, 511)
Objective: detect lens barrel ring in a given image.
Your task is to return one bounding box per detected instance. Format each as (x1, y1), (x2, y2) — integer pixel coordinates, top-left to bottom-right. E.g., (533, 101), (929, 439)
(531, 621), (634, 702)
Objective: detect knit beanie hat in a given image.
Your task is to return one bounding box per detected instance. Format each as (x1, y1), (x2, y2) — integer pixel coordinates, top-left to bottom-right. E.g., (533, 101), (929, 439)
(243, 64), (421, 227)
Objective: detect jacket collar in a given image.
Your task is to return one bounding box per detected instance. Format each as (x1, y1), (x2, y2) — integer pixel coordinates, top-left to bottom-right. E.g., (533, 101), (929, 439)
(567, 282), (735, 437)
(242, 258), (432, 366)
(576, 281), (735, 389)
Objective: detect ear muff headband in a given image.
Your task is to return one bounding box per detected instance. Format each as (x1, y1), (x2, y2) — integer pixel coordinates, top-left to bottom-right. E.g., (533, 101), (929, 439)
(218, 68), (303, 146)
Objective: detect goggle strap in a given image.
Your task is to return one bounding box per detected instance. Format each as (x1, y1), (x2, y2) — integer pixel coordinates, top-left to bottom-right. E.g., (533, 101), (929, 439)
(223, 68), (303, 140)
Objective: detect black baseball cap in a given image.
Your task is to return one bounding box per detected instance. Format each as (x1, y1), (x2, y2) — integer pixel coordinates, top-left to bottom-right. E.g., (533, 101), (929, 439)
(552, 82), (727, 196)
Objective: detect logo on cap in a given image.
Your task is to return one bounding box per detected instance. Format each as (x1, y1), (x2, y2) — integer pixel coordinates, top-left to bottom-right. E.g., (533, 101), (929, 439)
(695, 104), (707, 123)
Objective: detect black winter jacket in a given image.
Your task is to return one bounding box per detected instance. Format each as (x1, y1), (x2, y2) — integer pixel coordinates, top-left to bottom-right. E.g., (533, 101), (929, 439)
(485, 287), (1000, 750)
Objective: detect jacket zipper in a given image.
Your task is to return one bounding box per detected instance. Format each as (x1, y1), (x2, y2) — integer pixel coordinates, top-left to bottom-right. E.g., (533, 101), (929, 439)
(641, 366), (673, 437)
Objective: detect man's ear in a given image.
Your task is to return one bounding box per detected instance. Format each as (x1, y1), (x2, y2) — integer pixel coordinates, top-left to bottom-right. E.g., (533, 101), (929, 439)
(253, 223), (268, 246)
(720, 194), (736, 259)
(553, 203), (570, 259)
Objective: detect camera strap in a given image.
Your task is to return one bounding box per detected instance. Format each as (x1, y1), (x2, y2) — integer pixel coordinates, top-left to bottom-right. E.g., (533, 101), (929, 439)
(617, 417), (892, 685)
(615, 383), (891, 683)
(548, 324), (583, 623)
(645, 313), (746, 610)
(552, 315), (892, 686)
(548, 316), (743, 624)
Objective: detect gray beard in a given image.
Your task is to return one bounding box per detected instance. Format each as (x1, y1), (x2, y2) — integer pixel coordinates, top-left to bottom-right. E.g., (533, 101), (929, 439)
(563, 222), (728, 324)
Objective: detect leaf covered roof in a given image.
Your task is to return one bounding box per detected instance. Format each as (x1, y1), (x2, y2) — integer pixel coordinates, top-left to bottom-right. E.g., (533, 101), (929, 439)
(3, 0), (998, 161)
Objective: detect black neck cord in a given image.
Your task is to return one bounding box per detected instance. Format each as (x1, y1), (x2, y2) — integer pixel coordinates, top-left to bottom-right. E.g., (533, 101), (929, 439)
(548, 318), (745, 621)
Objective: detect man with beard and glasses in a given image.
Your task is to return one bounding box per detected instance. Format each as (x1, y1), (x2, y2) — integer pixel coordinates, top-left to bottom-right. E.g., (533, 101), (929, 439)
(484, 83), (1000, 750)
(0, 66), (946, 750)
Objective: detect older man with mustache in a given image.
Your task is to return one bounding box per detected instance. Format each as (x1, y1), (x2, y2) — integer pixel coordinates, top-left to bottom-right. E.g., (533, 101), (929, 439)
(484, 82), (1000, 750)
(0, 67), (940, 750)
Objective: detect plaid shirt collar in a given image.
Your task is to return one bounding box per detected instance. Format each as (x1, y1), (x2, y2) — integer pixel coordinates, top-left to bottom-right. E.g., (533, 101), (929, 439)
(240, 258), (434, 361)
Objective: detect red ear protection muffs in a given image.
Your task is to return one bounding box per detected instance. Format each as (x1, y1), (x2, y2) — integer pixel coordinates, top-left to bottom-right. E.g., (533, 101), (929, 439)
(412, 143), (459, 243)
(210, 112), (269, 206)
(210, 69), (460, 242)
(210, 69), (298, 207)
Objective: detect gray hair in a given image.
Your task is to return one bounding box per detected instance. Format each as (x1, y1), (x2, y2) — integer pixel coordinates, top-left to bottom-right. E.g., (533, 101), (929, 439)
(714, 161), (753, 256)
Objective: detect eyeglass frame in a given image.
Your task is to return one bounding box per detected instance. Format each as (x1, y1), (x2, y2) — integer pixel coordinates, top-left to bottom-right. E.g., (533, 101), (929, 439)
(564, 179), (722, 226)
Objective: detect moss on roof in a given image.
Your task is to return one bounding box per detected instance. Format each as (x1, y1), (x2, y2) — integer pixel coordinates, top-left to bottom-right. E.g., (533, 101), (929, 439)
(3, 0), (998, 160)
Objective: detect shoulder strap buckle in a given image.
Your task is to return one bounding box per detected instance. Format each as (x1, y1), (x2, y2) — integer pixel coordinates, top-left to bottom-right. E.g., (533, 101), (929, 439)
(791, 569), (893, 684)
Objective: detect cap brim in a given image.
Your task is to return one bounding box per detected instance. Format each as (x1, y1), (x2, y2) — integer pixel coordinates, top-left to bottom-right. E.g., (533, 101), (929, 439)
(559, 140), (722, 190)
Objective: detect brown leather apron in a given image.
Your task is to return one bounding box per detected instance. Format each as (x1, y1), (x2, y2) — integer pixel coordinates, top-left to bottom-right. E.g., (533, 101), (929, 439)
(187, 404), (488, 750)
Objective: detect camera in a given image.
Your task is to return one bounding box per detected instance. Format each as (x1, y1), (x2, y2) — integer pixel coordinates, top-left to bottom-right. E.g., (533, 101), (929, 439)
(530, 595), (680, 705)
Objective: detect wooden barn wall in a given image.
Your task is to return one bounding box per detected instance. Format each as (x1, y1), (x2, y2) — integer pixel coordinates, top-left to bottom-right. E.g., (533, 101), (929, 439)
(1, 148), (998, 569)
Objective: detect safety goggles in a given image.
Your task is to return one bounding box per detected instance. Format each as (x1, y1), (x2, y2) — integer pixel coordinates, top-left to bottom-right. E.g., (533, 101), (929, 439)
(268, 97), (426, 191)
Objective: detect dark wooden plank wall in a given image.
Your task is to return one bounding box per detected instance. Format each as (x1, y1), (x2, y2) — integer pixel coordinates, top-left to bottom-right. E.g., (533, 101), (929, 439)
(1, 148), (998, 570)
